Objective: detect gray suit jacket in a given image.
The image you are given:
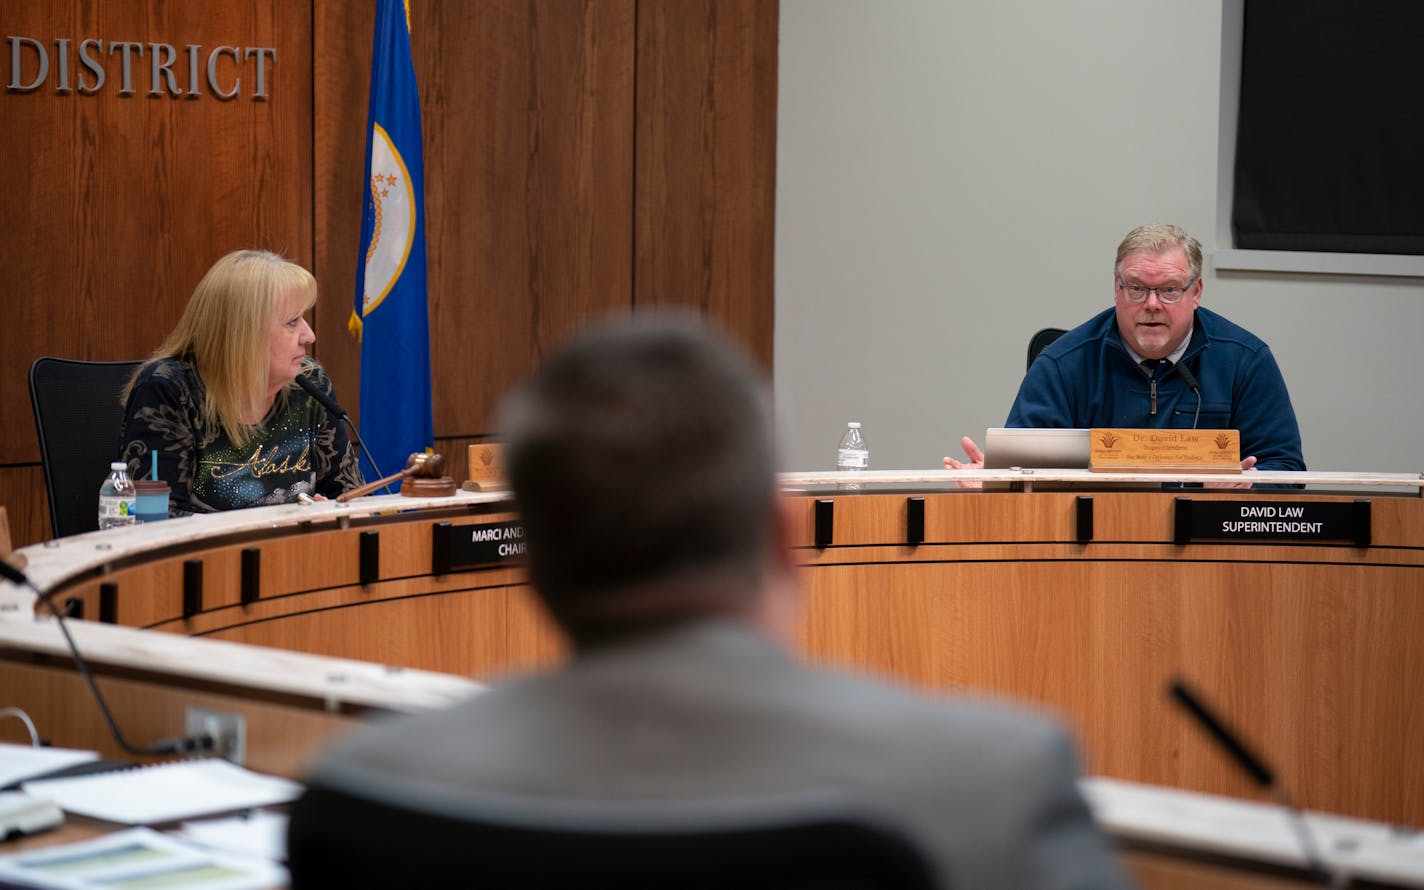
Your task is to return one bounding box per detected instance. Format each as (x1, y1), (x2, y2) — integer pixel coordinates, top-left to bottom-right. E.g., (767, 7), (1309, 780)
(312, 621), (1133, 889)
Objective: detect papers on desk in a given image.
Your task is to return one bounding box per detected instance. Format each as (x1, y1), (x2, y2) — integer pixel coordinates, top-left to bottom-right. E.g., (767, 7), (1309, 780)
(177, 811), (288, 864)
(0, 827), (286, 890)
(1084, 776), (1424, 887)
(21, 759), (302, 825)
(0, 744), (99, 789)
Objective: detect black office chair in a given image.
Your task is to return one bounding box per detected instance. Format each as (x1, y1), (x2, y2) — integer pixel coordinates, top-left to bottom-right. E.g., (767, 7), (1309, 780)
(288, 770), (939, 889)
(28, 357), (144, 539)
(1026, 327), (1067, 370)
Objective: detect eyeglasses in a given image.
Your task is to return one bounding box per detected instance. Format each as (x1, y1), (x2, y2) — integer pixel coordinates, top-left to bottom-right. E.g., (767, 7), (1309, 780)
(1117, 276), (1196, 304)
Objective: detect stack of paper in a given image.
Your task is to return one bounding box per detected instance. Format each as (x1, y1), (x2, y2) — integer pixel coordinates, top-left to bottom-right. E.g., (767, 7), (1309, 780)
(21, 758), (302, 825)
(0, 827), (285, 890)
(0, 743), (98, 788)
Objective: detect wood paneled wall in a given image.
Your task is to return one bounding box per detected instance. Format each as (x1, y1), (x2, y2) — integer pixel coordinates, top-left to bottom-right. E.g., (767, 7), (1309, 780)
(635, 0), (778, 344)
(1, 1), (316, 544)
(2, 1), (779, 548)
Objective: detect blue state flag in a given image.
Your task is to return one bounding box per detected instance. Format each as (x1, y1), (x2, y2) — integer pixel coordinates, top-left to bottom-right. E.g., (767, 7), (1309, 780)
(350, 0), (433, 482)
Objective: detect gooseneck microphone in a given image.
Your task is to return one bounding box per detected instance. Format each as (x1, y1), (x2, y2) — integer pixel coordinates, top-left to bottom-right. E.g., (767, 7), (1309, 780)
(1168, 679), (1340, 886)
(1169, 680), (1272, 785)
(0, 559), (215, 757)
(1175, 363), (1203, 430)
(294, 372), (390, 492)
(294, 371), (348, 422)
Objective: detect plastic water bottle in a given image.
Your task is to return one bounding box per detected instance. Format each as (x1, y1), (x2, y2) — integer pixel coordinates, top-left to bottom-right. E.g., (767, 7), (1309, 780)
(98, 461), (137, 530)
(836, 422), (869, 490)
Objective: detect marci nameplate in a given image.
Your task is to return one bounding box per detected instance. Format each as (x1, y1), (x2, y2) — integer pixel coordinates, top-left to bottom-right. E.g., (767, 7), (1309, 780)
(1173, 498), (1370, 547)
(431, 520), (526, 573)
(1090, 428), (1240, 473)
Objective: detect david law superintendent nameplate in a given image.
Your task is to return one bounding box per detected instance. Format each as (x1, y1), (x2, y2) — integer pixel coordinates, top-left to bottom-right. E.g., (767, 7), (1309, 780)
(1173, 498), (1370, 547)
(1090, 428), (1240, 473)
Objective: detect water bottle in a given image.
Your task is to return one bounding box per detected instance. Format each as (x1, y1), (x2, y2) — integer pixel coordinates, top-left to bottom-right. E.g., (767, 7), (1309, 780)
(98, 461), (137, 530)
(836, 422), (869, 490)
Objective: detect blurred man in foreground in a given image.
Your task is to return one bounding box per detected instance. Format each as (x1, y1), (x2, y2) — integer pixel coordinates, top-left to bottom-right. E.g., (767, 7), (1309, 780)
(306, 315), (1132, 889)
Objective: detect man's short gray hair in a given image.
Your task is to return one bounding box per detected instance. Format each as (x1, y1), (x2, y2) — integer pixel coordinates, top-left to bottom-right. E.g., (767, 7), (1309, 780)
(1114, 224), (1203, 280)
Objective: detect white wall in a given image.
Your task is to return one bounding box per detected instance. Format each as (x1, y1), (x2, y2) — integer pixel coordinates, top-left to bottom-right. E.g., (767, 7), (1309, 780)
(774, 1), (1423, 474)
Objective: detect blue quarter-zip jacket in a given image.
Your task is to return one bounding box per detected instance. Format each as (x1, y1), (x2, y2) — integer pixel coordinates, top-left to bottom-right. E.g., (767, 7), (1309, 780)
(1007, 307), (1305, 471)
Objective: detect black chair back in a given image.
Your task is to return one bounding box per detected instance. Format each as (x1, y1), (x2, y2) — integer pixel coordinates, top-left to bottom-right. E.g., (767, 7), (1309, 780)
(288, 775), (939, 890)
(1026, 327), (1067, 370)
(28, 357), (144, 539)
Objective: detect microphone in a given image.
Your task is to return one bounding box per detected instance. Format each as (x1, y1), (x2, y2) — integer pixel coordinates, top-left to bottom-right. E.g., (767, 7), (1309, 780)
(1168, 679), (1338, 885)
(295, 371), (389, 490)
(295, 371), (347, 422)
(1175, 363), (1203, 430)
(0, 559), (215, 757)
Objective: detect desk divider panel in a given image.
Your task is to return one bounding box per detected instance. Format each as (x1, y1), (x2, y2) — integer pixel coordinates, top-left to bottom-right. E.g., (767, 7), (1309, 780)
(905, 497), (924, 546)
(240, 548), (261, 605)
(359, 530), (380, 586)
(182, 560), (203, 619)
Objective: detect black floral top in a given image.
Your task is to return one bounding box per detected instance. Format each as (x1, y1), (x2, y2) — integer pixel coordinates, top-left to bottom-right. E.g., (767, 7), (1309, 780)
(118, 357), (365, 514)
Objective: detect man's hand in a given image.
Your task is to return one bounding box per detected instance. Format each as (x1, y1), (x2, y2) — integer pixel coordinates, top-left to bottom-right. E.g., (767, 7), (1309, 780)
(943, 436), (984, 470)
(1206, 455), (1258, 490)
(943, 436), (985, 489)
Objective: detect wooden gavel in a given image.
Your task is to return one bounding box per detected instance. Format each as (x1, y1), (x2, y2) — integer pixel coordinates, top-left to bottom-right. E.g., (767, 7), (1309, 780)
(336, 452), (447, 502)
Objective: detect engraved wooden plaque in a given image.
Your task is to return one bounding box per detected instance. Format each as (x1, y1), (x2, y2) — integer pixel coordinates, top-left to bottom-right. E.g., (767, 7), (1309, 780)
(1090, 428), (1241, 473)
(466, 443), (507, 491)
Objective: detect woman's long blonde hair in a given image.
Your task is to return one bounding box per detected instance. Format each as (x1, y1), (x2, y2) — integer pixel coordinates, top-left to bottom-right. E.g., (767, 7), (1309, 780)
(125, 250), (318, 445)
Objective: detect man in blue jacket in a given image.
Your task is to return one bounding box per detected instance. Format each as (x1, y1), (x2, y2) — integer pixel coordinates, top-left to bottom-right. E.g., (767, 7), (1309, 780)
(947, 224), (1304, 476)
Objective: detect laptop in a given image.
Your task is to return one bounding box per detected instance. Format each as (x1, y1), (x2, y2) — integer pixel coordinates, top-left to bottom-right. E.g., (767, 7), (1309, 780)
(982, 427), (1091, 470)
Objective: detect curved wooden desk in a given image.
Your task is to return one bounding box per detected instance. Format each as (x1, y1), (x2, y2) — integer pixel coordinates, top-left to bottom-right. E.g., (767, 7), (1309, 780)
(4, 473), (1423, 831)
(781, 474), (1424, 829)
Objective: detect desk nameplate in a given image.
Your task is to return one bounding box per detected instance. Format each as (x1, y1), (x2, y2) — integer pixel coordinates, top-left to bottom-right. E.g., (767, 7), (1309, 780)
(1091, 428), (1240, 473)
(1173, 498), (1370, 547)
(432, 520), (526, 574)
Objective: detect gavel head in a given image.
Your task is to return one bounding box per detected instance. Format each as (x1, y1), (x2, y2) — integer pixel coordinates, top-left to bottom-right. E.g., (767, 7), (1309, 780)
(404, 452), (447, 478)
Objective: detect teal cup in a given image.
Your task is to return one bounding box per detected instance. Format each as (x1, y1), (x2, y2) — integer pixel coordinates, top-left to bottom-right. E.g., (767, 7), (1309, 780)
(133, 480), (171, 523)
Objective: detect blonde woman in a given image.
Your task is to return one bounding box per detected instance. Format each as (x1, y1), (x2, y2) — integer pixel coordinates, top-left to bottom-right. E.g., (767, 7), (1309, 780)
(119, 250), (365, 514)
